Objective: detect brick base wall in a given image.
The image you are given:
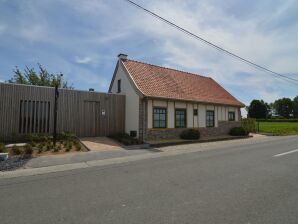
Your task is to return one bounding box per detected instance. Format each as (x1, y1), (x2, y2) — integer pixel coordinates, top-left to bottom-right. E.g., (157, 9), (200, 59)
(145, 121), (241, 140)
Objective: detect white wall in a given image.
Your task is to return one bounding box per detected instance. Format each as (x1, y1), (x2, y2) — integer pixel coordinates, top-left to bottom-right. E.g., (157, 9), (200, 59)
(167, 101), (175, 128)
(110, 62), (140, 135)
(147, 99), (241, 129)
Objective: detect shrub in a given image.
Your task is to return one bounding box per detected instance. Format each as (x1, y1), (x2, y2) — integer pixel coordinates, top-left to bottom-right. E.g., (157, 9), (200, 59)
(46, 142), (53, 151)
(0, 143), (6, 153)
(241, 118), (256, 133)
(24, 144), (33, 155)
(53, 145), (59, 153)
(37, 142), (44, 153)
(180, 129), (200, 140)
(31, 141), (37, 147)
(229, 127), (249, 136)
(65, 141), (72, 151)
(11, 145), (21, 155)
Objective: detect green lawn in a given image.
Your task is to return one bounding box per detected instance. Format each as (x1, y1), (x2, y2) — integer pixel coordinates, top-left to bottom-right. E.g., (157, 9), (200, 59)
(258, 122), (298, 135)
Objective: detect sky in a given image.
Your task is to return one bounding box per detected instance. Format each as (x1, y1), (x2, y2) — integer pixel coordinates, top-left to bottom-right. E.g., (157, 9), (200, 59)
(0, 0), (297, 112)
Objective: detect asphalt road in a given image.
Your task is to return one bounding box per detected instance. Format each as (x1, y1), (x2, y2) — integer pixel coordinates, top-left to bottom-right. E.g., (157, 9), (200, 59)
(1, 136), (298, 224)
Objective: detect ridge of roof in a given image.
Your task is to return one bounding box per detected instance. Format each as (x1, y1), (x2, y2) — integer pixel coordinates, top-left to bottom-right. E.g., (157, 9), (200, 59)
(122, 58), (212, 80)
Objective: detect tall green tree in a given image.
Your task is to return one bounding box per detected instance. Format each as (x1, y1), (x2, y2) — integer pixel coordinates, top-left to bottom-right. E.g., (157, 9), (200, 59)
(273, 98), (293, 118)
(293, 96), (298, 118)
(7, 64), (73, 89)
(248, 99), (268, 119)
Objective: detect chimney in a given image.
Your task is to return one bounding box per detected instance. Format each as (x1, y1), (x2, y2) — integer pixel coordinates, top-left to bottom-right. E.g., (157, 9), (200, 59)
(118, 53), (128, 60)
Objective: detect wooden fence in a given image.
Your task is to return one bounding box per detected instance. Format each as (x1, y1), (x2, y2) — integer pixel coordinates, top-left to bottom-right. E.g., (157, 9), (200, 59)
(0, 83), (125, 138)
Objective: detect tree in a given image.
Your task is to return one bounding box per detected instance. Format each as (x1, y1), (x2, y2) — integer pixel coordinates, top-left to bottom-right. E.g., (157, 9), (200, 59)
(293, 96), (298, 118)
(273, 98), (293, 118)
(248, 100), (268, 119)
(7, 64), (73, 89)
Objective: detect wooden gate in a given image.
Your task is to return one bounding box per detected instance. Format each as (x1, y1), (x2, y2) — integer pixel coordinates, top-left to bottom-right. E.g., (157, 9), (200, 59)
(84, 101), (101, 137)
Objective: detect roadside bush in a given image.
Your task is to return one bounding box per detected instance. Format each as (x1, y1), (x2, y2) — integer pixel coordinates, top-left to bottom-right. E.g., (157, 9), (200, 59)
(65, 141), (72, 152)
(24, 144), (33, 155)
(11, 145), (21, 155)
(229, 127), (249, 136)
(37, 142), (44, 153)
(46, 142), (53, 151)
(59, 132), (76, 141)
(180, 129), (200, 140)
(0, 143), (6, 153)
(241, 118), (256, 133)
(31, 141), (37, 147)
(53, 145), (59, 153)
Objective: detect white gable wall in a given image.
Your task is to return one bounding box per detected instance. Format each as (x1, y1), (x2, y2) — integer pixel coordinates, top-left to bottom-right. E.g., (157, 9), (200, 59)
(110, 63), (139, 136)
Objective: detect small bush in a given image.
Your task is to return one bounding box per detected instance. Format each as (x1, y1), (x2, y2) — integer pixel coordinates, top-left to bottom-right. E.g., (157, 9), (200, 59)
(58, 143), (62, 151)
(0, 143), (6, 153)
(53, 145), (59, 153)
(241, 118), (256, 133)
(24, 144), (33, 155)
(11, 145), (21, 155)
(46, 142), (53, 151)
(37, 143), (44, 153)
(31, 141), (37, 147)
(65, 141), (72, 151)
(180, 129), (200, 140)
(229, 127), (249, 136)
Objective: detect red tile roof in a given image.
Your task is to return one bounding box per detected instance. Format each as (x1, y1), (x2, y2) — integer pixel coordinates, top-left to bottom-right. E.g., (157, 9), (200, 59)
(121, 59), (244, 107)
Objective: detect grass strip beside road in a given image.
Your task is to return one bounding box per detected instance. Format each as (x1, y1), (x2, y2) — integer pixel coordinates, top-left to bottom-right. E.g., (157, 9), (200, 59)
(258, 122), (298, 135)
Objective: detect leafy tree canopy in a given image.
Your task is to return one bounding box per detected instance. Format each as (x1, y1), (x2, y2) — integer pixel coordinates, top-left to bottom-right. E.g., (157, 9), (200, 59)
(292, 96), (298, 118)
(273, 98), (293, 118)
(248, 99), (268, 119)
(7, 64), (73, 89)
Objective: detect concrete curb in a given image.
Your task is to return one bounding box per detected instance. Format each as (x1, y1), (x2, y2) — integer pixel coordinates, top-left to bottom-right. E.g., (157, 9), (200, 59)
(149, 135), (252, 148)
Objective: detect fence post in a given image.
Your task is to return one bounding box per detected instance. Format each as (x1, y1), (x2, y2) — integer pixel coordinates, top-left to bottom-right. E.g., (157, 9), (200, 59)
(53, 85), (59, 146)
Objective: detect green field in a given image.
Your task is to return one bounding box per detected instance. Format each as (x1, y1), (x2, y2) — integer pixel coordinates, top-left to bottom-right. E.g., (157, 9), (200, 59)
(258, 122), (298, 135)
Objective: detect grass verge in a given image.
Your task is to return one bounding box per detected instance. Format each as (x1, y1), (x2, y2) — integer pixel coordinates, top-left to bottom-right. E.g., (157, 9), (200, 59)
(258, 122), (298, 135)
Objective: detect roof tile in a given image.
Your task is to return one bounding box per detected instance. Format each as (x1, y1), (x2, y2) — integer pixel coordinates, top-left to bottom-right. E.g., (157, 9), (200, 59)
(122, 59), (244, 107)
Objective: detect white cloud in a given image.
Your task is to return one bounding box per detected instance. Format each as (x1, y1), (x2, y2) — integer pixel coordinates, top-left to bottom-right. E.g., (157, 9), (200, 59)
(0, 24), (6, 34)
(75, 56), (93, 65)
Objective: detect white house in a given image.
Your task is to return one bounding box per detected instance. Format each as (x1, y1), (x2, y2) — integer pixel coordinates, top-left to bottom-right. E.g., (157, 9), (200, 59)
(109, 54), (244, 140)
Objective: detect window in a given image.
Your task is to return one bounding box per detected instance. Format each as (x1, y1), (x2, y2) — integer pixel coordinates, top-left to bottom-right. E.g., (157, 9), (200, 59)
(153, 108), (167, 128)
(228, 112), (235, 121)
(206, 110), (215, 127)
(175, 109), (186, 128)
(19, 100), (51, 134)
(117, 79), (121, 93)
(193, 109), (198, 116)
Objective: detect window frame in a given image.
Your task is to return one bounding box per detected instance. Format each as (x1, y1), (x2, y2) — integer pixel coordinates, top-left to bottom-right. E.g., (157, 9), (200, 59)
(228, 111), (235, 121)
(206, 110), (215, 128)
(193, 109), (198, 116)
(152, 107), (167, 128)
(117, 79), (121, 93)
(175, 108), (187, 128)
